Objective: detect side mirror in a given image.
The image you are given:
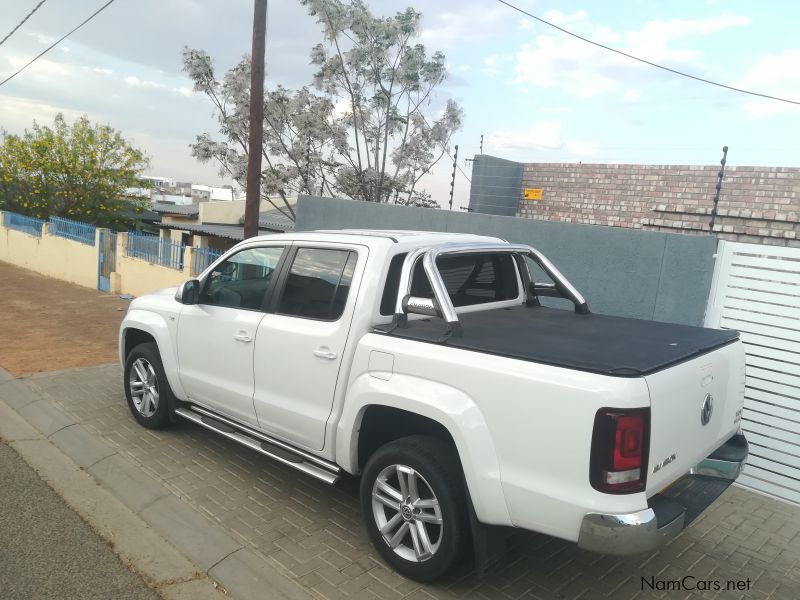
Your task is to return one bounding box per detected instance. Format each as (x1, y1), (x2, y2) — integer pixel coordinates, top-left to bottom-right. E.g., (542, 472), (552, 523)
(175, 279), (200, 305)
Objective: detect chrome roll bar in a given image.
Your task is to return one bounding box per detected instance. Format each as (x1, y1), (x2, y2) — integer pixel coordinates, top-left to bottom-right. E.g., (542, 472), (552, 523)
(393, 242), (589, 336)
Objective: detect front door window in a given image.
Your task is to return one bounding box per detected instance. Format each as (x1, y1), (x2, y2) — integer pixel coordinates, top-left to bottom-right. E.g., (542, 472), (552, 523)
(200, 246), (284, 310)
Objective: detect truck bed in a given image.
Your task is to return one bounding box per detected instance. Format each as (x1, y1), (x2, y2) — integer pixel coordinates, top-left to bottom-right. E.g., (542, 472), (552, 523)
(381, 306), (739, 377)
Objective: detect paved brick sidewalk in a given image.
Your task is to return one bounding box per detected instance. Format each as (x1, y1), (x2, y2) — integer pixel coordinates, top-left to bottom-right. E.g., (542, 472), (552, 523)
(26, 364), (800, 600)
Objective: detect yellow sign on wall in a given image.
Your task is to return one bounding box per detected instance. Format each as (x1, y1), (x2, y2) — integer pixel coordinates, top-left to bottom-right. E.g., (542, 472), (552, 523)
(523, 188), (543, 200)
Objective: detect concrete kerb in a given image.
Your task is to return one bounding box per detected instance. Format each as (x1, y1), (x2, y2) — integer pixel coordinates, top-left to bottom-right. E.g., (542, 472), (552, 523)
(88, 453), (174, 514)
(0, 367), (14, 383)
(0, 401), (221, 599)
(209, 548), (314, 600)
(0, 376), (44, 410)
(0, 369), (312, 600)
(49, 423), (118, 469)
(138, 494), (243, 572)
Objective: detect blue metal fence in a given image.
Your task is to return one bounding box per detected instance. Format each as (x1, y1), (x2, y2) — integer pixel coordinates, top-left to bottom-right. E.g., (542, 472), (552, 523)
(49, 216), (96, 246)
(191, 247), (223, 276)
(2, 212), (46, 237)
(126, 232), (185, 270)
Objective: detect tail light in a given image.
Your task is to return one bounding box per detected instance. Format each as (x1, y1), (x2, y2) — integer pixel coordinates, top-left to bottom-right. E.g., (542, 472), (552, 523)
(590, 408), (650, 494)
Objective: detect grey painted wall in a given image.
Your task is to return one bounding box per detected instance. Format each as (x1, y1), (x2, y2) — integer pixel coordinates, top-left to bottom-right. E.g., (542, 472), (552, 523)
(296, 195), (718, 326)
(467, 155), (522, 216)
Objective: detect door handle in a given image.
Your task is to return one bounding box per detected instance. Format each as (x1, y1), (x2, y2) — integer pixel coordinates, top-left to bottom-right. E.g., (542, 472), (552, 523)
(313, 347), (337, 360)
(233, 332), (252, 343)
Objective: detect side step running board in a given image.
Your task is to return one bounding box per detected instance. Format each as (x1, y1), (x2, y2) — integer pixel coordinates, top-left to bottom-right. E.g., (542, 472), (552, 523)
(174, 407), (341, 485)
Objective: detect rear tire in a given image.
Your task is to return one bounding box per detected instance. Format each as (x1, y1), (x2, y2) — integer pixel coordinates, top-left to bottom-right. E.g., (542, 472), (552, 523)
(360, 435), (470, 582)
(123, 342), (173, 430)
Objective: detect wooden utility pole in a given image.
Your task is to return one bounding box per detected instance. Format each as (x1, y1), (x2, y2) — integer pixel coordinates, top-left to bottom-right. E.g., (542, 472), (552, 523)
(244, 0), (267, 239)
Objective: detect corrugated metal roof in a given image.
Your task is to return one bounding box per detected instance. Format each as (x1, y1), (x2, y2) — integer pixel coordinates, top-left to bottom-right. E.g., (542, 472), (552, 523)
(258, 209), (295, 232)
(155, 220), (291, 241)
(156, 222), (245, 240)
(151, 203), (199, 216)
(236, 207), (295, 232)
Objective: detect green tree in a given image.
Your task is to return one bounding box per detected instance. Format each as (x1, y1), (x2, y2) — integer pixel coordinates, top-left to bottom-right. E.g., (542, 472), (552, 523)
(182, 0), (462, 221)
(0, 113), (150, 229)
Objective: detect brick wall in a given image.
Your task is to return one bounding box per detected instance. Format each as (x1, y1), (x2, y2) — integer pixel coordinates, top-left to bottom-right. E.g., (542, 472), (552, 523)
(517, 163), (800, 247)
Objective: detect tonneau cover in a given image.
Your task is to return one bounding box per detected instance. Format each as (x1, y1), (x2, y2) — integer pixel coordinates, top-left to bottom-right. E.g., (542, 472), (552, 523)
(380, 306), (739, 377)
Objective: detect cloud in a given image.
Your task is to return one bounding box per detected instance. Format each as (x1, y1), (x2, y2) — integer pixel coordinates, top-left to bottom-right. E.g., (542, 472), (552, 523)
(623, 88), (640, 103)
(735, 49), (800, 117)
(541, 10), (589, 26)
(512, 13), (750, 98)
(0, 96), (84, 127)
(513, 36), (618, 98)
(539, 106), (571, 114)
(24, 30), (57, 46)
(486, 121), (599, 157)
(124, 75), (167, 89)
(4, 53), (73, 79)
(420, 4), (514, 49)
(564, 139), (600, 155)
(624, 14), (750, 63)
(482, 53), (513, 76)
(82, 66), (113, 75)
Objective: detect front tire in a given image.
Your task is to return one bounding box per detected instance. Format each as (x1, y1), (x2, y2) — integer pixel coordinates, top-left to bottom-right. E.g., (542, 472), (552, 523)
(123, 342), (173, 430)
(360, 435), (470, 582)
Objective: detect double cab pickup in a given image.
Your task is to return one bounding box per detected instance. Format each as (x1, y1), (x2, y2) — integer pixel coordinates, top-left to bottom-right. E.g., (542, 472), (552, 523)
(120, 230), (747, 581)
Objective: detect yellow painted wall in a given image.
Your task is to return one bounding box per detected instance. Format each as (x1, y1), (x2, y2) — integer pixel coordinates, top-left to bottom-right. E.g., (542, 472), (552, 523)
(0, 222), (98, 288)
(198, 197), (297, 224)
(198, 199), (246, 224)
(113, 234), (193, 297)
(161, 215), (195, 225)
(0, 214), (194, 297)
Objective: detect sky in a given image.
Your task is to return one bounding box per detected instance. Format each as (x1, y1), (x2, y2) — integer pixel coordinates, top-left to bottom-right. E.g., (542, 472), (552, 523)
(1, 0), (799, 211)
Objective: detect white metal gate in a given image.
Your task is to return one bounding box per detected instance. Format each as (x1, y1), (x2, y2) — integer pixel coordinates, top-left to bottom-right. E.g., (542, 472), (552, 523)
(705, 240), (800, 504)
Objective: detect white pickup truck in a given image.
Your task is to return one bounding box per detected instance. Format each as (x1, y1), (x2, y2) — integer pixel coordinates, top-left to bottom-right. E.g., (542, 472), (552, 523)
(119, 230), (748, 581)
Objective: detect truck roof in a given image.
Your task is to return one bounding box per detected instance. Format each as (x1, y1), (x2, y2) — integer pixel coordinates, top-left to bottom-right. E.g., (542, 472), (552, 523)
(244, 229), (506, 251)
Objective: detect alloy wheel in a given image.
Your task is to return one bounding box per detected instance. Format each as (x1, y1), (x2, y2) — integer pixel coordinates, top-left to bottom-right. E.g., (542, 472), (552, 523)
(129, 358), (159, 418)
(371, 464), (443, 562)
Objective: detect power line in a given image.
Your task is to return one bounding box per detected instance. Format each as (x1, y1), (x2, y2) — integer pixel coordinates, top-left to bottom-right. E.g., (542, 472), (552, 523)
(494, 0), (800, 106)
(453, 156), (471, 183)
(0, 0), (117, 88)
(0, 0), (48, 48)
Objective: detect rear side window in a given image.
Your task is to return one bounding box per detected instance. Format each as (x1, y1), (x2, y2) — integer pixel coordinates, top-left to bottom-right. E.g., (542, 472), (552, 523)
(278, 248), (357, 320)
(379, 252), (519, 315)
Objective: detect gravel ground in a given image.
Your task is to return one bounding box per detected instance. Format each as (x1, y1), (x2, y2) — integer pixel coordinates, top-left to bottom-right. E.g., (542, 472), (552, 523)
(0, 440), (159, 600)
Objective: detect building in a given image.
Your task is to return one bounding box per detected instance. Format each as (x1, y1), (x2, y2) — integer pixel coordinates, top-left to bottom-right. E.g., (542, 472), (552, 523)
(150, 197), (296, 251)
(191, 184), (236, 202)
(127, 176), (238, 205)
(151, 192), (193, 206)
(468, 155), (800, 247)
(140, 175), (175, 189)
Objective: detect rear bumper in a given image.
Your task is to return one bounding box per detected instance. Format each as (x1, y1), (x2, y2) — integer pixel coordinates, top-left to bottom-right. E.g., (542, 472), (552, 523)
(577, 433), (748, 555)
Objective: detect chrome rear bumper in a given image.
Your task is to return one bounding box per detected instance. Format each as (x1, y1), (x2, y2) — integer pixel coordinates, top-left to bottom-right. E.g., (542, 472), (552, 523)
(578, 433), (748, 555)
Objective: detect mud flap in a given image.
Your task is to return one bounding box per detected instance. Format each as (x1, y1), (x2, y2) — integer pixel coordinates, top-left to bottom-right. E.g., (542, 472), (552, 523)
(467, 490), (510, 578)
